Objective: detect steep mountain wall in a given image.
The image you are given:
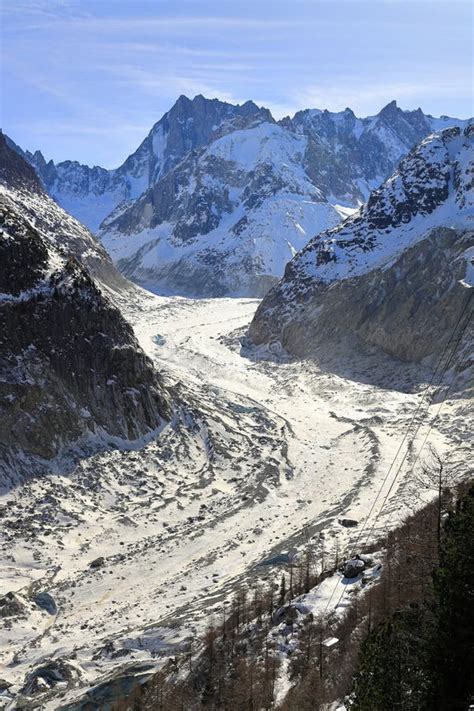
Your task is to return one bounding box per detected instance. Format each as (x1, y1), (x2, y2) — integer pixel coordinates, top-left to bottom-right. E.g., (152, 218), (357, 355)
(0, 137), (170, 474)
(249, 124), (474, 370)
(8, 96), (271, 231)
(7, 96), (471, 297)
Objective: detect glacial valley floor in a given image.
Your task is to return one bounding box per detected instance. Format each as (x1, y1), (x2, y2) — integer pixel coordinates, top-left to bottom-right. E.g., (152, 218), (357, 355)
(0, 291), (471, 708)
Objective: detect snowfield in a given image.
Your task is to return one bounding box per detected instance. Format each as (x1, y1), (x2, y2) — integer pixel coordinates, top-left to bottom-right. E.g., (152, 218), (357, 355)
(0, 292), (471, 708)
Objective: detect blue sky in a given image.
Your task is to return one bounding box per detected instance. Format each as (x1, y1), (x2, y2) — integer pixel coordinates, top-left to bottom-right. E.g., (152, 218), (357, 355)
(1, 0), (472, 168)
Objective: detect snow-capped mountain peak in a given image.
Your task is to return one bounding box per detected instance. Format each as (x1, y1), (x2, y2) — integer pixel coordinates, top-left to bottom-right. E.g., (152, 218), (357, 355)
(11, 95), (272, 231)
(6, 98), (472, 296)
(94, 105), (470, 297)
(249, 123), (474, 363)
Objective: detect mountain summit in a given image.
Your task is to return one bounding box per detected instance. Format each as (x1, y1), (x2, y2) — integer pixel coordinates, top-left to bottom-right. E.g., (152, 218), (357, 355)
(13, 95), (272, 231)
(248, 124), (474, 368)
(7, 97), (472, 297)
(0, 135), (169, 472)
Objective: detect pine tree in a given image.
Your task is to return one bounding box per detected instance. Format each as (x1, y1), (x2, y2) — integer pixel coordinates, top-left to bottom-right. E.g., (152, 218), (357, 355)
(278, 574), (286, 606)
(425, 485), (474, 709)
(349, 483), (474, 711)
(349, 609), (428, 710)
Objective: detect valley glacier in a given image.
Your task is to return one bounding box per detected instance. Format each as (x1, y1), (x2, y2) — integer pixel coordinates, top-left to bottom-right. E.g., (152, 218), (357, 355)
(1, 290), (470, 709)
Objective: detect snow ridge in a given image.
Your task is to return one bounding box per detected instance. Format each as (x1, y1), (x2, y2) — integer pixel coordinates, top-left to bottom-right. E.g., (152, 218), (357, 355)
(283, 123), (474, 288)
(248, 123), (474, 365)
(7, 96), (471, 297)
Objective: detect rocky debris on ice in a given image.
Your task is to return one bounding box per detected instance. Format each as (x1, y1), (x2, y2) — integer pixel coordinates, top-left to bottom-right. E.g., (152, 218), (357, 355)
(0, 592), (29, 618)
(21, 659), (81, 696)
(339, 518), (359, 527)
(89, 557), (106, 569)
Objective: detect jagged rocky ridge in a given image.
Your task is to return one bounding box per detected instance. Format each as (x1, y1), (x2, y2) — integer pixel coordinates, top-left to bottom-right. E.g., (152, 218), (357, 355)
(97, 100), (471, 297)
(8, 96), (471, 297)
(99, 121), (350, 297)
(280, 100), (460, 204)
(248, 124), (474, 369)
(1, 130), (127, 291)
(0, 136), (169, 472)
(8, 96), (272, 232)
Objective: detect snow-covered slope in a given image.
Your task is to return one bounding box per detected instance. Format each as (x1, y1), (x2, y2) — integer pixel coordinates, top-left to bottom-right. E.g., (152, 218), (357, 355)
(249, 123), (474, 365)
(0, 134), (169, 472)
(7, 97), (470, 297)
(10, 96), (271, 231)
(99, 121), (350, 296)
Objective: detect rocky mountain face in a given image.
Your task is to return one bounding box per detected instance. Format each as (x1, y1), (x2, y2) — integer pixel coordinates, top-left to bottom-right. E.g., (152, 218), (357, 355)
(1, 131), (127, 290)
(8, 96), (471, 297)
(99, 121), (350, 296)
(282, 100), (464, 205)
(97, 100), (470, 297)
(0, 136), (169, 474)
(248, 124), (474, 369)
(10, 96), (271, 232)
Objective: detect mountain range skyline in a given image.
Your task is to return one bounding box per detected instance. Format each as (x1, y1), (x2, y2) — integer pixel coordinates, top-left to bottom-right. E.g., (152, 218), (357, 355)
(5, 94), (472, 171)
(7, 91), (470, 299)
(2, 0), (472, 167)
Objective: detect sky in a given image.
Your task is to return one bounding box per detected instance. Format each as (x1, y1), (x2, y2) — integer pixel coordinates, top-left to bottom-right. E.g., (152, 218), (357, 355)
(1, 0), (472, 168)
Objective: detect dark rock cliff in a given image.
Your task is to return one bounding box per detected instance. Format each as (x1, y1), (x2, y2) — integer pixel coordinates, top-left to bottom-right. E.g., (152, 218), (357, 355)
(249, 125), (474, 373)
(0, 140), (170, 472)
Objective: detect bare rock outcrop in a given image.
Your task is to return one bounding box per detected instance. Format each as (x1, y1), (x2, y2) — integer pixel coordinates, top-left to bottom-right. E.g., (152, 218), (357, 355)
(249, 124), (474, 373)
(0, 137), (170, 475)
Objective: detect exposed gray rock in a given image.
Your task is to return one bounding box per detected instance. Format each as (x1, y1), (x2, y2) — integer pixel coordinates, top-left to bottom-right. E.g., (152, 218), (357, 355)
(343, 558), (366, 579)
(55, 662), (155, 710)
(0, 137), (170, 475)
(339, 518), (359, 528)
(0, 591), (29, 618)
(249, 124), (474, 376)
(89, 557), (105, 569)
(272, 603), (309, 626)
(22, 659), (81, 696)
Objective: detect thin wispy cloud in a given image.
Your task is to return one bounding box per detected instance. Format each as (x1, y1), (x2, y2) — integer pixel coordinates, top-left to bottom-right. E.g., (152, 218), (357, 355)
(292, 78), (474, 117)
(2, 0), (472, 166)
